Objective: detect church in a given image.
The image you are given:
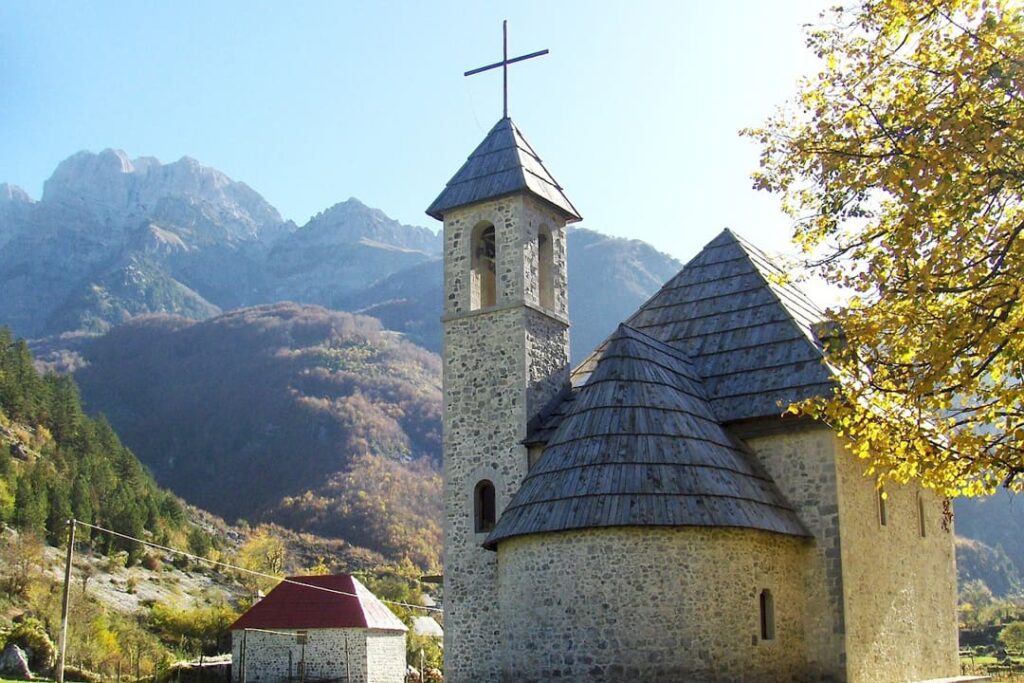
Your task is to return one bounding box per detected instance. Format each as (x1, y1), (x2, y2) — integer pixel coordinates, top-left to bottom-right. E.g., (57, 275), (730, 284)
(426, 114), (959, 683)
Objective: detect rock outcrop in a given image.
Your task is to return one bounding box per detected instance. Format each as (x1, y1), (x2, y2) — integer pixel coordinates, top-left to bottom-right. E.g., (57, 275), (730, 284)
(0, 643), (33, 680)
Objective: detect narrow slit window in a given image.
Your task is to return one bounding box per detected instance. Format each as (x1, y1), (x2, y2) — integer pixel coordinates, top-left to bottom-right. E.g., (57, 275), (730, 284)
(471, 223), (496, 310)
(918, 493), (927, 538)
(759, 589), (775, 641)
(474, 480), (496, 533)
(878, 489), (888, 527)
(537, 227), (554, 309)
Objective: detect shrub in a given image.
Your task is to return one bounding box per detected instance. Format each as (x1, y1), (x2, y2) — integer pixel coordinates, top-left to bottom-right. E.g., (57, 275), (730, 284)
(63, 664), (103, 683)
(999, 621), (1024, 655)
(106, 551), (129, 571)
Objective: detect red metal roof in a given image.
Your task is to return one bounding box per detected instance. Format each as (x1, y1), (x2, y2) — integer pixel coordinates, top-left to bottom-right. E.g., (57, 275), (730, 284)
(229, 575), (407, 633)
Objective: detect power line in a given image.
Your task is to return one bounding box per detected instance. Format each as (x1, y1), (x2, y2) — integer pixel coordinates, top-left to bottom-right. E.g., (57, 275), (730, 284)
(73, 520), (442, 615)
(241, 627), (305, 638)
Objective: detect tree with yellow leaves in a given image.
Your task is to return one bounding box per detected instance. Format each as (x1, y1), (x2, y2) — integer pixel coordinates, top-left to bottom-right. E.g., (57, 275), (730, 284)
(747, 0), (1024, 495)
(235, 526), (289, 599)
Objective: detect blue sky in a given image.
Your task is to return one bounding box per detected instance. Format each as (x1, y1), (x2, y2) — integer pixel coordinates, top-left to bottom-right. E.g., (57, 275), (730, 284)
(1, 1), (825, 273)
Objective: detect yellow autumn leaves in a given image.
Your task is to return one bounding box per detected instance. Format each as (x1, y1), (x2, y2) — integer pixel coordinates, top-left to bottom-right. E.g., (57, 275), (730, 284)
(747, 0), (1024, 496)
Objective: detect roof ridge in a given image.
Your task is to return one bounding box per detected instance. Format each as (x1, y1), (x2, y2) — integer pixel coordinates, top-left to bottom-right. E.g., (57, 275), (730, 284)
(614, 323), (697, 367)
(721, 232), (828, 365)
(351, 575), (372, 629)
(722, 230), (826, 318)
(508, 118), (541, 159)
(623, 228), (738, 330)
(508, 122), (531, 196)
(572, 373), (712, 408)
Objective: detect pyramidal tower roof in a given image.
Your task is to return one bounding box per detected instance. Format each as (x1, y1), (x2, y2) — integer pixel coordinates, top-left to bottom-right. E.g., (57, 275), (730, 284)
(426, 117), (580, 221)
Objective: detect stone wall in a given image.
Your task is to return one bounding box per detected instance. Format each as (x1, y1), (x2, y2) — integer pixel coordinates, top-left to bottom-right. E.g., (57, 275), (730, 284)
(745, 424), (959, 682)
(746, 425), (848, 681)
(441, 194), (571, 683)
(365, 632), (407, 683)
(442, 308), (525, 683)
(496, 526), (813, 683)
(231, 628), (404, 683)
(833, 436), (959, 683)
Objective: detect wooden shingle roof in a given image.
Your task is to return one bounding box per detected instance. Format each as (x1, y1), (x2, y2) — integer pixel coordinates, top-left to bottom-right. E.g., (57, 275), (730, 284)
(425, 118), (581, 221)
(484, 324), (809, 549)
(625, 228), (834, 422)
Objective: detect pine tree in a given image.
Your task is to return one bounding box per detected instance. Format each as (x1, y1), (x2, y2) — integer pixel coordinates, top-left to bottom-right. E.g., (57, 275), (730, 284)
(14, 472), (47, 534)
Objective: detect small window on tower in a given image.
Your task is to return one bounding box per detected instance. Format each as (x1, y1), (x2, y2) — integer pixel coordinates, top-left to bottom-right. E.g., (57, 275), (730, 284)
(471, 222), (497, 310)
(474, 480), (496, 533)
(759, 589), (775, 641)
(537, 226), (554, 309)
(878, 489), (888, 527)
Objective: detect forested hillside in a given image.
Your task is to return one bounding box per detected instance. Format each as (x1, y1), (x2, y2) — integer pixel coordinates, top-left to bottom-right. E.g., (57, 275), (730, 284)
(72, 304), (443, 569)
(0, 327), (190, 558)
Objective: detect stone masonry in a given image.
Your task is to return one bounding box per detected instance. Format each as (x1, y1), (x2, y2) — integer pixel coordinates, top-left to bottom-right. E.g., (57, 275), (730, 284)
(746, 424), (959, 682)
(497, 526), (811, 683)
(746, 425), (848, 680)
(832, 435), (959, 682)
(442, 194), (571, 683)
(231, 627), (405, 683)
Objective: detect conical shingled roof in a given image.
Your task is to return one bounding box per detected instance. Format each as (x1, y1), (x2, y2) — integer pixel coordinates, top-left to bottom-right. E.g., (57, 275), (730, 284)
(483, 324), (808, 549)
(426, 118), (581, 221)
(625, 228), (834, 422)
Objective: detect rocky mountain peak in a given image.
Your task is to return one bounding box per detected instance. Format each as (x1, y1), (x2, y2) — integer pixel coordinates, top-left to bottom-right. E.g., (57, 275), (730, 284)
(0, 184), (35, 250)
(298, 198), (440, 254)
(0, 183), (34, 204)
(40, 149), (284, 240)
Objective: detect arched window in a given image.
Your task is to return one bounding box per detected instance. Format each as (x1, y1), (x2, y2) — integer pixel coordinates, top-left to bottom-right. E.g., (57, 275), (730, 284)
(471, 222), (496, 310)
(918, 493), (927, 538)
(759, 589), (775, 641)
(537, 226), (554, 309)
(474, 480), (496, 533)
(877, 489), (888, 527)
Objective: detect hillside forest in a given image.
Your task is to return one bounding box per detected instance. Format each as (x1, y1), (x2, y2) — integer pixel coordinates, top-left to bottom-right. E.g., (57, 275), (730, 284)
(0, 330), (444, 678)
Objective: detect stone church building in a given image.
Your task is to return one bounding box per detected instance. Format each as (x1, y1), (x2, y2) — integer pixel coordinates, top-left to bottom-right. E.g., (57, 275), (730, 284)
(426, 118), (959, 682)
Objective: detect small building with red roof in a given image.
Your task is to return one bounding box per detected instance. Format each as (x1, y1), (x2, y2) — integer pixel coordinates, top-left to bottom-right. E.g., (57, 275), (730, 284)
(230, 575), (407, 683)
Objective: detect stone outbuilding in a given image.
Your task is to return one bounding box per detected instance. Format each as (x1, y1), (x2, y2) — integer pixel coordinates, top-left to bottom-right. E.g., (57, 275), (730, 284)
(429, 117), (960, 683)
(230, 575), (406, 683)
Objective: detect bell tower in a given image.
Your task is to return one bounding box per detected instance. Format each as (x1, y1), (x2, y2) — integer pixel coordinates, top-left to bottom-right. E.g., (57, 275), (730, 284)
(426, 116), (579, 682)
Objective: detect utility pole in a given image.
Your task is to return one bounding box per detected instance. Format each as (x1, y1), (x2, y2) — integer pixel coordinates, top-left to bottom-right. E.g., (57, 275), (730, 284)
(56, 518), (76, 683)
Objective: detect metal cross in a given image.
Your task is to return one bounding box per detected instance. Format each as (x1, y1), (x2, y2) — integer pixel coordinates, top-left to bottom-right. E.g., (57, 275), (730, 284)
(464, 20), (549, 120)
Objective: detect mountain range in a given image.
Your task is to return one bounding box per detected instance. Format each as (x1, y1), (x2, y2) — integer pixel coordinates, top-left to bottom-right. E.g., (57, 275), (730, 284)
(2, 149), (1020, 589)
(1, 150), (679, 362)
